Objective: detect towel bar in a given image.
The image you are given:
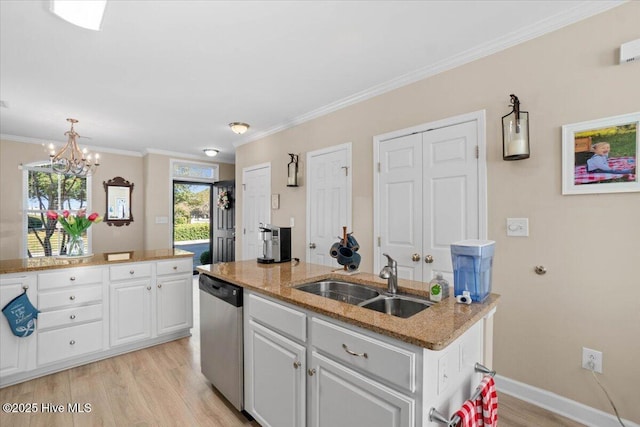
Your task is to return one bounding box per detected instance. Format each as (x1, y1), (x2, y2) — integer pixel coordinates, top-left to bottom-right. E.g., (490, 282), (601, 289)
(428, 362), (496, 426)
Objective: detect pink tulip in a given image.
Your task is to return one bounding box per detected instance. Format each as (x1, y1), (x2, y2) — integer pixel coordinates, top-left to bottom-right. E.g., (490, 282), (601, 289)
(77, 209), (86, 218)
(46, 210), (58, 220)
(88, 212), (99, 221)
(62, 210), (70, 218)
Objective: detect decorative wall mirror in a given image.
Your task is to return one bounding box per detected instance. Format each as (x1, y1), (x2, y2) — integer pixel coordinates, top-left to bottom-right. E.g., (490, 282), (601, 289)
(104, 176), (134, 227)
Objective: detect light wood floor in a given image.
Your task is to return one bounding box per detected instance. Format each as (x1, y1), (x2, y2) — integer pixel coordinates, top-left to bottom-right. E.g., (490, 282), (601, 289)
(1, 282), (585, 427)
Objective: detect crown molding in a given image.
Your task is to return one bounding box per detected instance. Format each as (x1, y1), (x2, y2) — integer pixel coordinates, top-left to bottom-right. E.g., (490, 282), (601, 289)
(234, 0), (626, 148)
(144, 148), (235, 164)
(1, 133), (143, 157)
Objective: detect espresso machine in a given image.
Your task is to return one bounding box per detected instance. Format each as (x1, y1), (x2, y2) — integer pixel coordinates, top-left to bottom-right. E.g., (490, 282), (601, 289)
(258, 224), (292, 264)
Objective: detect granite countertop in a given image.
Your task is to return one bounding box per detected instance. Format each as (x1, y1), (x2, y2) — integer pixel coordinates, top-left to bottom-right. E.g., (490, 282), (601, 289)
(197, 260), (500, 351)
(0, 249), (194, 274)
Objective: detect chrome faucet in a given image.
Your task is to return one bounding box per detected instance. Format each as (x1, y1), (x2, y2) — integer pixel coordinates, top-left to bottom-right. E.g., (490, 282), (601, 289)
(379, 253), (398, 294)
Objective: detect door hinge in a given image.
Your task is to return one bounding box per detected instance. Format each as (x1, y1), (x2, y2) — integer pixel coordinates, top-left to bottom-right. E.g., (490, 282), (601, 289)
(377, 236), (381, 247)
(377, 162), (381, 173)
(475, 146), (479, 159)
(341, 166), (349, 176)
(242, 183), (246, 190)
(243, 228), (246, 235)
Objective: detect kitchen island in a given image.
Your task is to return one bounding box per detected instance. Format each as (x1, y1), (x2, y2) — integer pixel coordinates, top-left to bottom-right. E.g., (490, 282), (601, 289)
(197, 260), (499, 427)
(0, 249), (193, 388)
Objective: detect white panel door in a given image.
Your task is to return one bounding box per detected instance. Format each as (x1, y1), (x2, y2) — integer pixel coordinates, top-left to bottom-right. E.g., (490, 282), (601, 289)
(423, 121), (478, 282)
(306, 144), (351, 266)
(242, 164), (271, 260)
(378, 133), (423, 281)
(378, 119), (480, 283)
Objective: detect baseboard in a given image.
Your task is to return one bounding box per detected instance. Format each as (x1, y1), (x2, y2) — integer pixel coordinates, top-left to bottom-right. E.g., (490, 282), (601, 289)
(495, 375), (639, 427)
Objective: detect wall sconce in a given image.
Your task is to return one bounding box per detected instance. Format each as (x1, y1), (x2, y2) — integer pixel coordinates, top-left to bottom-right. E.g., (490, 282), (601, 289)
(287, 153), (299, 187)
(502, 94), (530, 160)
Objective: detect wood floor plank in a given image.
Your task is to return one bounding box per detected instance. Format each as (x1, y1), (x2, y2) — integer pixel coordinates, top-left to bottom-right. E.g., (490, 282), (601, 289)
(29, 370), (74, 427)
(67, 359), (117, 427)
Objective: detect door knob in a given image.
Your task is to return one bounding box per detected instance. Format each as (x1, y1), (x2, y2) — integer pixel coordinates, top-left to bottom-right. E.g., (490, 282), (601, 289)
(309, 243), (317, 249)
(411, 253), (421, 262)
(424, 255), (434, 264)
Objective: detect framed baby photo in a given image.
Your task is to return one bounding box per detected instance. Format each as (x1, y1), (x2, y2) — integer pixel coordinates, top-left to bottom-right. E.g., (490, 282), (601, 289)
(562, 112), (639, 195)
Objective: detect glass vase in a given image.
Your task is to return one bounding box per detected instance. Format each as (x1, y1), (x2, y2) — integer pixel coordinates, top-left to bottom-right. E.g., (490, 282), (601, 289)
(67, 235), (85, 257)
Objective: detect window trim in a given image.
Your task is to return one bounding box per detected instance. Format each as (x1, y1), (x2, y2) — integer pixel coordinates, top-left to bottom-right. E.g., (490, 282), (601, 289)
(22, 162), (93, 258)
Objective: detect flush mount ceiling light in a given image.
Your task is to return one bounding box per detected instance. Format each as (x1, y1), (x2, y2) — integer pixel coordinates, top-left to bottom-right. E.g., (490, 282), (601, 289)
(203, 148), (219, 157)
(229, 122), (250, 135)
(50, 0), (107, 31)
(49, 118), (100, 177)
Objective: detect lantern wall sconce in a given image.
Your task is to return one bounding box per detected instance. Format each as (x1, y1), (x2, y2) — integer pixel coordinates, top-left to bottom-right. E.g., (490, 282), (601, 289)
(287, 153), (299, 187)
(502, 94), (530, 160)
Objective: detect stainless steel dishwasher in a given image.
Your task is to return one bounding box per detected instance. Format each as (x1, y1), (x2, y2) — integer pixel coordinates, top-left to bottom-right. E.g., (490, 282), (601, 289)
(199, 273), (243, 411)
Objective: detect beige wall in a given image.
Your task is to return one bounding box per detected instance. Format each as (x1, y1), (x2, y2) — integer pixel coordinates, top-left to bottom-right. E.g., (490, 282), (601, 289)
(236, 3), (640, 422)
(0, 140), (235, 258)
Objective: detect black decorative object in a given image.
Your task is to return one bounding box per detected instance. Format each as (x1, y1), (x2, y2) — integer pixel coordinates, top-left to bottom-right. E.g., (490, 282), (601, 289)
(287, 153), (299, 187)
(502, 94), (530, 160)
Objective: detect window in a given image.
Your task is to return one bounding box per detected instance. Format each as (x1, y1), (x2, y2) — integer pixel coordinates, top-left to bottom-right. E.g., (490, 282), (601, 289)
(24, 163), (91, 257)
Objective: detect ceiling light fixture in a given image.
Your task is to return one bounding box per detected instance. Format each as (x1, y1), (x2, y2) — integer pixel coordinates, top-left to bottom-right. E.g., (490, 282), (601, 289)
(203, 149), (219, 157)
(229, 122), (250, 135)
(49, 118), (100, 177)
(50, 0), (107, 31)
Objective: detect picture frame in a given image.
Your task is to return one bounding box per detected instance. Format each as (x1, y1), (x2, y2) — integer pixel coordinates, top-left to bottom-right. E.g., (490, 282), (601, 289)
(562, 112), (639, 195)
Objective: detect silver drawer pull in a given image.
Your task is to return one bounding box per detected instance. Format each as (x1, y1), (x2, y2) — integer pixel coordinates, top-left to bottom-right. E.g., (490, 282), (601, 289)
(70, 314), (76, 320)
(308, 368), (316, 376)
(129, 270), (135, 275)
(70, 276), (76, 281)
(342, 343), (368, 359)
(69, 295), (76, 301)
(293, 361), (301, 369)
(173, 266), (178, 270)
(69, 340), (76, 345)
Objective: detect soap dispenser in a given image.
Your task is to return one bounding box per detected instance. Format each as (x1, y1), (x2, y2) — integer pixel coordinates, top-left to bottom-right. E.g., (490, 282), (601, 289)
(429, 273), (450, 302)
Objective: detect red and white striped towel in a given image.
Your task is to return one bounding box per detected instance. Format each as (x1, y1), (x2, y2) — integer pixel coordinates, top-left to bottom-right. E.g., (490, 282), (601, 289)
(454, 376), (498, 427)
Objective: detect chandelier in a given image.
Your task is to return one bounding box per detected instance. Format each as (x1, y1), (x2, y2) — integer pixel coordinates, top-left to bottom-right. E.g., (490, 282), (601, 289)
(49, 118), (100, 177)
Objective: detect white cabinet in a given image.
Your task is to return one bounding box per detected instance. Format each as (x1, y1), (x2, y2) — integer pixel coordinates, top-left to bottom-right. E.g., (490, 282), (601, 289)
(37, 267), (105, 366)
(156, 259), (193, 335)
(0, 274), (36, 378)
(110, 278), (152, 346)
(109, 259), (192, 346)
(309, 351), (414, 427)
(244, 290), (486, 427)
(245, 318), (306, 427)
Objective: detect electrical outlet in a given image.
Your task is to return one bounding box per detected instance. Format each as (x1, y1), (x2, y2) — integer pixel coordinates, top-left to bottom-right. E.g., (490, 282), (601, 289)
(582, 347), (603, 373)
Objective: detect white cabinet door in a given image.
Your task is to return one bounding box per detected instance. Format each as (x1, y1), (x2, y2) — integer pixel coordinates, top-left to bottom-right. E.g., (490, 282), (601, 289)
(109, 279), (152, 346)
(245, 319), (305, 427)
(156, 275), (192, 335)
(0, 275), (36, 378)
(309, 351), (415, 427)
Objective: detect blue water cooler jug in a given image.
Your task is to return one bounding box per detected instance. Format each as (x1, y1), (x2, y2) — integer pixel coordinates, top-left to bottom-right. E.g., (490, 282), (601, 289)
(450, 240), (495, 302)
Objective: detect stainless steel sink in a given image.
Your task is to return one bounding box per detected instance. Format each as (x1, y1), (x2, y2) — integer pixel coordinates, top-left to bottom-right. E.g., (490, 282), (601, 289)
(294, 281), (380, 305)
(359, 295), (433, 318)
(294, 280), (433, 318)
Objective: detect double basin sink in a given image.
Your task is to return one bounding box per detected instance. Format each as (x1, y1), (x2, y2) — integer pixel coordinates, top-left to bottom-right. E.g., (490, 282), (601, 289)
(293, 280), (433, 319)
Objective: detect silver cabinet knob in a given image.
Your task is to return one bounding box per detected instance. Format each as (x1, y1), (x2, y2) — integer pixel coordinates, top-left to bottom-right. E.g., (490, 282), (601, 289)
(173, 266), (178, 270)
(69, 295), (76, 300)
(69, 340), (76, 345)
(424, 255), (434, 264)
(70, 314), (76, 320)
(411, 253), (421, 262)
(308, 368), (316, 376)
(129, 270), (135, 275)
(70, 276), (76, 281)
(309, 243), (316, 249)
(158, 284), (162, 289)
(293, 361), (301, 369)
(147, 286), (151, 290)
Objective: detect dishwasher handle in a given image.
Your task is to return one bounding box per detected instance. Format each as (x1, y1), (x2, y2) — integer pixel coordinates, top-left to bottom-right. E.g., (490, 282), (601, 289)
(199, 274), (243, 307)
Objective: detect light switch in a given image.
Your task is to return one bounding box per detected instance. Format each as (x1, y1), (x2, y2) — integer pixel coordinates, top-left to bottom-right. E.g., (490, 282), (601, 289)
(506, 218), (529, 237)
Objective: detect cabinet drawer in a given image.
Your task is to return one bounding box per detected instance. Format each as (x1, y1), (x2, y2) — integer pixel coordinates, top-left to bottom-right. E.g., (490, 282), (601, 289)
(38, 304), (103, 330)
(311, 317), (417, 392)
(248, 293), (307, 342)
(109, 263), (152, 281)
(38, 285), (102, 310)
(39, 267), (103, 290)
(157, 258), (193, 276)
(37, 321), (103, 366)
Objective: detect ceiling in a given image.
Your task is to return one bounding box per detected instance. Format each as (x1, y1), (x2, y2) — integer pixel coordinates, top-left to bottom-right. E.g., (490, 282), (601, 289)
(0, 1), (624, 164)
